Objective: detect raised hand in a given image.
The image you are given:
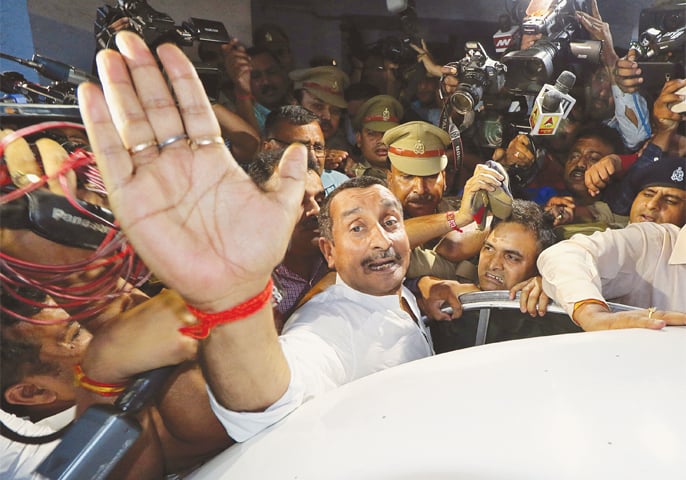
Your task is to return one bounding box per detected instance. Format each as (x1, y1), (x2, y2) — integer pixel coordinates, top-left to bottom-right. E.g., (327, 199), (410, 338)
(79, 32), (307, 313)
(585, 154), (622, 197)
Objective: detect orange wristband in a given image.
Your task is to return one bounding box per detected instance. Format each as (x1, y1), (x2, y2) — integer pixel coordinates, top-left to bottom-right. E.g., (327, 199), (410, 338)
(573, 298), (610, 315)
(73, 364), (128, 397)
(180, 278), (274, 339)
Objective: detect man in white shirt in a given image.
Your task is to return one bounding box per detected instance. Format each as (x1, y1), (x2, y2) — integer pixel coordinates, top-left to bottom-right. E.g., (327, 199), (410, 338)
(537, 222), (686, 331)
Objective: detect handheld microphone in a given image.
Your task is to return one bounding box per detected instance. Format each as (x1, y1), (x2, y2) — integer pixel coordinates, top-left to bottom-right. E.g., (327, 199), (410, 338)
(529, 70), (576, 136)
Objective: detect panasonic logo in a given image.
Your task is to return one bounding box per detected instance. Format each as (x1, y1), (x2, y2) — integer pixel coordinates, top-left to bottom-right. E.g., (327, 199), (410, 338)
(52, 208), (111, 234)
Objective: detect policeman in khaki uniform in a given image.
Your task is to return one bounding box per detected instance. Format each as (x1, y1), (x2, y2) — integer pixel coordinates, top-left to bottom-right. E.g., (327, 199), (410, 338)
(289, 66), (351, 169)
(349, 95), (404, 179)
(382, 121), (480, 283)
(383, 120), (457, 218)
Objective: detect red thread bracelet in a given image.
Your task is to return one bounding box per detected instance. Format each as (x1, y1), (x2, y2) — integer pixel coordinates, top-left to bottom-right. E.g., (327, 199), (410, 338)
(446, 211), (463, 232)
(180, 278), (274, 339)
(73, 364), (128, 397)
(235, 92), (255, 101)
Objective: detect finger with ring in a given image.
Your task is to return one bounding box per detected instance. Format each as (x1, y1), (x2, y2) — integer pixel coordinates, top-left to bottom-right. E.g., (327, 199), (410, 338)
(158, 133), (189, 149)
(648, 306), (656, 319)
(127, 140), (158, 155)
(191, 136), (224, 148)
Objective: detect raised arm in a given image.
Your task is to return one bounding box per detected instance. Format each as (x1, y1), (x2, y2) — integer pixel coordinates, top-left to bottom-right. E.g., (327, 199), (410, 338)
(78, 31), (307, 413)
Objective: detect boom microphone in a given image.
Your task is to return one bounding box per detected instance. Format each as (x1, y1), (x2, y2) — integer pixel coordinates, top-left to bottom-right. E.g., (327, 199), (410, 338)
(529, 70), (576, 136)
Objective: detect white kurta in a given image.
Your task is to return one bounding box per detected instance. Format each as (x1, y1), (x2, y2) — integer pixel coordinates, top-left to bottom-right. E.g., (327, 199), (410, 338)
(208, 276), (433, 442)
(538, 222), (686, 316)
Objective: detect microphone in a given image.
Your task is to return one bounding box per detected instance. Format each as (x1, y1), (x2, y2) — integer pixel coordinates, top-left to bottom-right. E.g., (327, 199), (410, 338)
(31, 54), (98, 85)
(529, 70), (576, 136)
(0, 51), (98, 86)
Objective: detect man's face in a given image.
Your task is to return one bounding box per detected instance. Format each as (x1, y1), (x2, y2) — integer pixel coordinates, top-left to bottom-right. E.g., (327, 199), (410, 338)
(588, 67), (614, 121)
(250, 52), (289, 109)
(289, 170), (326, 256)
(319, 185), (410, 296)
(299, 90), (342, 139)
(265, 120), (327, 174)
(564, 136), (614, 198)
(629, 186), (686, 227)
(478, 223), (539, 291)
(387, 164), (446, 218)
(416, 78), (438, 106)
(356, 128), (387, 168)
(9, 298), (92, 402)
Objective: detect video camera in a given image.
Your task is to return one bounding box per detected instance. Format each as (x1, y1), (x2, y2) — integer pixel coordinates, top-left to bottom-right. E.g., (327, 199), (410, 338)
(629, 3), (685, 91)
(501, 0), (601, 93)
(95, 0), (230, 101)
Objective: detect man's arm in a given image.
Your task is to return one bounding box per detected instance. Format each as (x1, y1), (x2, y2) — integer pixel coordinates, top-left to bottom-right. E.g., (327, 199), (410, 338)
(404, 163), (505, 248)
(537, 224), (685, 330)
(79, 32), (306, 415)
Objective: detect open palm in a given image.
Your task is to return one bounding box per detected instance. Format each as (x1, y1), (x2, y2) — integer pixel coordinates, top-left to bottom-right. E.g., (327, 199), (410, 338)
(79, 32), (306, 311)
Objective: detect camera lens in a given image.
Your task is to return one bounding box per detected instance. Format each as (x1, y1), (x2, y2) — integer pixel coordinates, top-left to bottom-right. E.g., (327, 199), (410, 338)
(449, 90), (476, 114)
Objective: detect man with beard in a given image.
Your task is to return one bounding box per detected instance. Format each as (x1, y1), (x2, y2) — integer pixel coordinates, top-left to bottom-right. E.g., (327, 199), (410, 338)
(290, 66), (352, 172)
(348, 95), (404, 179)
(543, 125), (624, 226)
(221, 42), (292, 134)
(383, 121), (455, 219)
(263, 105), (348, 195)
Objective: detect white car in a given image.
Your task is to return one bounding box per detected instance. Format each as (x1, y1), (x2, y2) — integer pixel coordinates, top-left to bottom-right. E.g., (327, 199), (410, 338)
(191, 292), (686, 479)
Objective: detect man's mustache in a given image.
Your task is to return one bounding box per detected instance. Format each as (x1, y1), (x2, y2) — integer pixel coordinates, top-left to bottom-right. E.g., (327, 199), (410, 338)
(362, 247), (401, 267)
(405, 193), (434, 204)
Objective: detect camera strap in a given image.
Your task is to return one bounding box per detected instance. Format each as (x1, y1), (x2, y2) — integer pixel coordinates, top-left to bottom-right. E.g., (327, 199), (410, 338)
(439, 106), (463, 187)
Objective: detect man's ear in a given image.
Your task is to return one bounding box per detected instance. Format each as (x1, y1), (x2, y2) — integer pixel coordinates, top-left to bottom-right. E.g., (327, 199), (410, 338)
(355, 131), (362, 148)
(319, 237), (336, 269)
(4, 382), (58, 406)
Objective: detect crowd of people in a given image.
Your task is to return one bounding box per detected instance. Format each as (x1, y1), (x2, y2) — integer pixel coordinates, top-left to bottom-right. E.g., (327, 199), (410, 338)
(1, 0), (685, 478)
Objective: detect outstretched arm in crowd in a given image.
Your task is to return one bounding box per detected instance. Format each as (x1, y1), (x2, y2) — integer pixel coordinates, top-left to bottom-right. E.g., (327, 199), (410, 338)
(577, 0), (650, 151)
(79, 32), (306, 413)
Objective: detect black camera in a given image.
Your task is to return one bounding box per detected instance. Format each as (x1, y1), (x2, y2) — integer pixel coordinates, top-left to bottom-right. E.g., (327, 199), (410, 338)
(446, 42), (507, 115)
(501, 0), (601, 93)
(95, 0), (230, 101)
(629, 3), (685, 90)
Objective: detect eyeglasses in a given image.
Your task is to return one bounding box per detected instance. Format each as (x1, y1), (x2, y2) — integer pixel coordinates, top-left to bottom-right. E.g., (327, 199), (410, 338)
(268, 138), (326, 157)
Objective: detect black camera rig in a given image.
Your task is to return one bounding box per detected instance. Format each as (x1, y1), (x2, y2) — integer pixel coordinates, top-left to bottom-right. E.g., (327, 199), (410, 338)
(501, 0), (601, 93)
(95, 0), (231, 102)
(629, 3), (685, 91)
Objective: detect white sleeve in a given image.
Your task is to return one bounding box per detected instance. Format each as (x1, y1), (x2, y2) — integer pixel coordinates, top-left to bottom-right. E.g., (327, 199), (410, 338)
(538, 225), (653, 316)
(207, 327), (348, 442)
(609, 84), (650, 151)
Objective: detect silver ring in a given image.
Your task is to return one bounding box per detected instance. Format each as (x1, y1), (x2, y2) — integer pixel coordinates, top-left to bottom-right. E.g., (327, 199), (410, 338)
(127, 140), (158, 155)
(158, 133), (188, 149)
(191, 135), (224, 147)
